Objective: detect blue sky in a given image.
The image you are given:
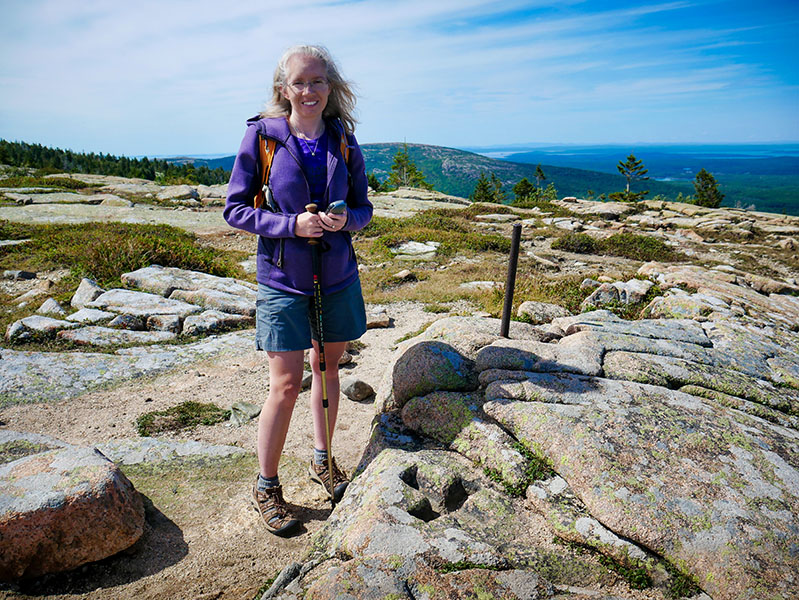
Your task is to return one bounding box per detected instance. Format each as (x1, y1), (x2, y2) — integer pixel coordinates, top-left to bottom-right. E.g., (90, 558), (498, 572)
(0, 0), (796, 156)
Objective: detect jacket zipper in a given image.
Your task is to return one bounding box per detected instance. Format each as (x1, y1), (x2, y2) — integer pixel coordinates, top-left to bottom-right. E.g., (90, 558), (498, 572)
(264, 135), (314, 270)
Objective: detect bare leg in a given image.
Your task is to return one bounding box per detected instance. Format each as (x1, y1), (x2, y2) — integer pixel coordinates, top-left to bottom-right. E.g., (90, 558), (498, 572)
(309, 340), (348, 451)
(257, 350), (304, 478)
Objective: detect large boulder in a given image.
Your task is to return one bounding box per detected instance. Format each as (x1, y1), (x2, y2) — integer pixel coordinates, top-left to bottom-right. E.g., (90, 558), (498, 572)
(375, 340), (478, 413)
(0, 431), (144, 580)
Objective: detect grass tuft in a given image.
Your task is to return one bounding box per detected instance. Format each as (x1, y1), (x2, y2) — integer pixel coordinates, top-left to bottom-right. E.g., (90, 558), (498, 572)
(135, 401), (231, 436)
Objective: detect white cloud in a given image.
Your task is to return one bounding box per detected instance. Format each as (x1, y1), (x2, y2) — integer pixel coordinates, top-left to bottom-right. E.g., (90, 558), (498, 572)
(0, 0), (795, 153)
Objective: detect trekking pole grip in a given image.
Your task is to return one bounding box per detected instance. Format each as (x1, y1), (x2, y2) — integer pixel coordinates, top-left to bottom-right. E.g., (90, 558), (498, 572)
(305, 203), (320, 245)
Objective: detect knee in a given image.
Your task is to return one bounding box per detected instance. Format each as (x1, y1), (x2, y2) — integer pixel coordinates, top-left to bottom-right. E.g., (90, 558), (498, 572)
(268, 380), (302, 407)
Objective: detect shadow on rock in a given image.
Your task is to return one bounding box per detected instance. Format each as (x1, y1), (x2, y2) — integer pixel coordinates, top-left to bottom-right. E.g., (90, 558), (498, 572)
(2, 494), (188, 596)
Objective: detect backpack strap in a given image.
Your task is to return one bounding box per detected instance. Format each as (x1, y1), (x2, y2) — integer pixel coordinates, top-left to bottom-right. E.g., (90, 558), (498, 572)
(253, 135), (277, 209)
(339, 131), (350, 166)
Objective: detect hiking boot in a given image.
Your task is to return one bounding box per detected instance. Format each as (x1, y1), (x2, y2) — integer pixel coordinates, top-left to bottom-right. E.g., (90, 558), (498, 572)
(251, 483), (299, 537)
(308, 458), (348, 502)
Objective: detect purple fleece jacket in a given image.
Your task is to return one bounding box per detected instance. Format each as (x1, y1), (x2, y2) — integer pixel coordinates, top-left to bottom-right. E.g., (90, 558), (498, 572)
(223, 116), (373, 295)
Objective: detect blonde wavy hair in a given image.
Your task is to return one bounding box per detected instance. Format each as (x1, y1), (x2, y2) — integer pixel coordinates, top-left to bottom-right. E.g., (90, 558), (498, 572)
(261, 44), (358, 135)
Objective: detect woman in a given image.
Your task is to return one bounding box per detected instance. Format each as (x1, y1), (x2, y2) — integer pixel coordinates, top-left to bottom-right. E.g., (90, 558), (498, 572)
(224, 44), (372, 536)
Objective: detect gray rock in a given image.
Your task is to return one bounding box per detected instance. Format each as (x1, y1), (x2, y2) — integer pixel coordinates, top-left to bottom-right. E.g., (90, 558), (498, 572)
(108, 314), (146, 330)
(181, 310), (252, 336)
(66, 308), (116, 324)
(98, 194), (133, 207)
(229, 402), (261, 426)
(3, 270), (36, 280)
(396, 316), (553, 360)
(401, 391), (528, 489)
(146, 314), (182, 333)
(475, 338), (603, 377)
(341, 377), (374, 401)
(96, 437), (248, 465)
(366, 308), (391, 329)
(5, 315), (79, 341)
(0, 431), (144, 580)
(70, 277), (105, 309)
(155, 184), (198, 201)
(87, 289), (202, 318)
(516, 300), (571, 324)
(121, 265), (256, 300)
(169, 288), (255, 316)
(391, 240), (440, 259)
(57, 326), (177, 347)
(37, 297), (67, 316)
(375, 341), (478, 413)
(459, 280), (500, 291)
(484, 371), (799, 600)
(473, 213), (520, 223)
(0, 330), (253, 404)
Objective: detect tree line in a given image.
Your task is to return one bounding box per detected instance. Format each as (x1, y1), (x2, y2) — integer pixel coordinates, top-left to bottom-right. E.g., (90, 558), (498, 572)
(370, 147), (724, 209)
(0, 139), (229, 185)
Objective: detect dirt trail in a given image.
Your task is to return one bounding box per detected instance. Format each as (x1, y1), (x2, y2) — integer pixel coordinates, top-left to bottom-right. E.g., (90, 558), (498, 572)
(0, 302), (437, 600)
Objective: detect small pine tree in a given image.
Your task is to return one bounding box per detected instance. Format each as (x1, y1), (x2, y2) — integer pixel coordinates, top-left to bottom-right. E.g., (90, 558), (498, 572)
(367, 172), (385, 193)
(541, 182), (558, 202)
(471, 172), (493, 202)
(490, 173), (507, 204)
(616, 153), (649, 201)
(387, 144), (433, 190)
(513, 177), (535, 201)
(534, 164), (547, 188)
(693, 168), (724, 208)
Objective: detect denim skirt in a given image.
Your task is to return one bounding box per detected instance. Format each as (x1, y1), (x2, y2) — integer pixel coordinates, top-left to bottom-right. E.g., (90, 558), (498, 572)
(255, 279), (367, 352)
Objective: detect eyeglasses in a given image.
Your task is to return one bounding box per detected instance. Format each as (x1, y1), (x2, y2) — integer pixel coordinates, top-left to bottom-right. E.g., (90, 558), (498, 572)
(288, 78), (329, 93)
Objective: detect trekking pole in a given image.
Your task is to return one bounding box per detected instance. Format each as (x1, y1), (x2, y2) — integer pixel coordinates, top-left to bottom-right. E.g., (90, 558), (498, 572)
(305, 203), (336, 508)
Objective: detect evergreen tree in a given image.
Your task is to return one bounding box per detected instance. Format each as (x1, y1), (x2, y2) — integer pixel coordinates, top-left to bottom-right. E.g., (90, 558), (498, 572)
(367, 172), (385, 193)
(490, 172), (507, 204)
(386, 144), (432, 190)
(471, 172), (493, 202)
(541, 182), (558, 202)
(616, 153), (649, 201)
(513, 177), (535, 201)
(693, 168), (724, 208)
(534, 164), (547, 188)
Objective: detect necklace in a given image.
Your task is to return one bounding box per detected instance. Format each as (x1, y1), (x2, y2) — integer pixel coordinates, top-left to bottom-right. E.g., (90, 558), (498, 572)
(297, 135), (319, 156)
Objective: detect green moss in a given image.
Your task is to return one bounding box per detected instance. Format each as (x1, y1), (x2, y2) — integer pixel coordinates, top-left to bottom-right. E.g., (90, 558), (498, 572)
(436, 560), (502, 574)
(135, 401), (230, 436)
(0, 439), (56, 465)
(252, 571), (280, 600)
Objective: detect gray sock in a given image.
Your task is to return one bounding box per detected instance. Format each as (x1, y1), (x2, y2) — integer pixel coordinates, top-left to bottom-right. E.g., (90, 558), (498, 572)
(257, 474), (280, 492)
(313, 448), (328, 466)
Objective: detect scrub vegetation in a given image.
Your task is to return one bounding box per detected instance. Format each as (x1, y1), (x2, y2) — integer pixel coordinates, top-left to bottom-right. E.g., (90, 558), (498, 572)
(135, 401), (230, 437)
(552, 232), (684, 262)
(0, 220), (247, 350)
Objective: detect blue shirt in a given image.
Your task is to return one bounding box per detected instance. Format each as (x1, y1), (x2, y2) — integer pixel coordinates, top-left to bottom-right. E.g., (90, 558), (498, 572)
(295, 131), (327, 205)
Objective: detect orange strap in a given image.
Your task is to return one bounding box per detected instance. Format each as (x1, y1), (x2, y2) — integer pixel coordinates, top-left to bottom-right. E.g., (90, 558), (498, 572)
(254, 136), (277, 209)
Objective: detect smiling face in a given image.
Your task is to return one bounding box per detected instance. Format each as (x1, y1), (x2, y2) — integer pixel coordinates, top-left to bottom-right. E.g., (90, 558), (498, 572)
(281, 53), (330, 128)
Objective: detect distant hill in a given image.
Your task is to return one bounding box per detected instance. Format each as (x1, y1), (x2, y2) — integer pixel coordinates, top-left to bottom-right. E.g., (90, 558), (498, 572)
(360, 143), (692, 201)
(178, 141), (799, 214)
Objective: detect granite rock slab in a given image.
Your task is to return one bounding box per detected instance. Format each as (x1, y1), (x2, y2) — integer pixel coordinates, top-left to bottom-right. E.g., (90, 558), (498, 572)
(483, 371), (799, 600)
(86, 289), (201, 318)
(0, 431), (144, 580)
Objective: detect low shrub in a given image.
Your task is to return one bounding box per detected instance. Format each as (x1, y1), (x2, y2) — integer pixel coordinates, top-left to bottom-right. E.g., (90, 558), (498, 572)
(0, 221), (244, 287)
(136, 401), (230, 436)
(552, 232), (682, 262)
(0, 175), (92, 190)
(551, 232), (599, 254)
